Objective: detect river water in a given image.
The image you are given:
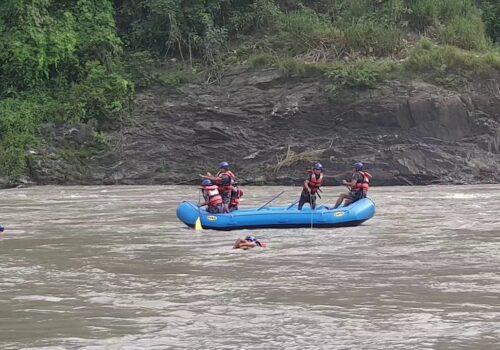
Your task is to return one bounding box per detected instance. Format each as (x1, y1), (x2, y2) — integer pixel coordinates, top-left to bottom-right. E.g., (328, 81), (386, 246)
(0, 185), (499, 350)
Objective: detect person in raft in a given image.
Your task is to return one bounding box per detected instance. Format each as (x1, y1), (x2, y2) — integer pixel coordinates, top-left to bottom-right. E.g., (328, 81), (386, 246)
(201, 161), (241, 212)
(333, 162), (372, 209)
(199, 179), (225, 213)
(298, 162), (324, 210)
(233, 235), (267, 249)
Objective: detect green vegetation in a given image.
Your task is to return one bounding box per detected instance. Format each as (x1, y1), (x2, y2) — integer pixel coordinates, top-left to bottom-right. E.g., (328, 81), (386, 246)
(1, 0), (500, 180)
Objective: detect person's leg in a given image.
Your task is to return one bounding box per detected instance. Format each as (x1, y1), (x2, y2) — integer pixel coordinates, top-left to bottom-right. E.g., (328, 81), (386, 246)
(311, 194), (317, 209)
(298, 191), (308, 210)
(333, 193), (349, 209)
(217, 204), (226, 213)
(349, 191), (363, 204)
(222, 193), (230, 213)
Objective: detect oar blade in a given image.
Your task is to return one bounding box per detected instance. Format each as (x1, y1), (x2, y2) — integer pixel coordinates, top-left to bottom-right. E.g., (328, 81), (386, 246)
(195, 217), (203, 231)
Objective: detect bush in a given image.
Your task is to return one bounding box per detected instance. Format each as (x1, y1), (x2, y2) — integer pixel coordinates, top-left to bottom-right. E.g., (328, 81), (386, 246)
(248, 54), (396, 90)
(439, 15), (490, 51)
(405, 0), (474, 30)
(325, 59), (397, 90)
(0, 98), (42, 177)
(341, 19), (403, 56)
(278, 9), (339, 54)
(405, 39), (500, 77)
(227, 0), (283, 35)
(480, 0), (500, 43)
(122, 52), (195, 88)
(248, 54), (278, 67)
(69, 61), (133, 124)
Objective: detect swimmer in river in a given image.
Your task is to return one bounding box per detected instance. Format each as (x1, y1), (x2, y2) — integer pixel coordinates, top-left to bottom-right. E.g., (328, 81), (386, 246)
(233, 235), (267, 249)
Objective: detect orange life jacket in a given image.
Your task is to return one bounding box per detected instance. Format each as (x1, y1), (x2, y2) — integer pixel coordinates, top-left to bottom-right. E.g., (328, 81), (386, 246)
(202, 185), (223, 206)
(351, 171), (372, 193)
(304, 171), (323, 194)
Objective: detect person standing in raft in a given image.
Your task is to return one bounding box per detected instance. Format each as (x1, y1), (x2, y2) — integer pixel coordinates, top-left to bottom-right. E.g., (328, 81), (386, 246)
(202, 161), (241, 212)
(199, 179), (225, 214)
(298, 162), (324, 210)
(233, 235), (267, 249)
(333, 162), (372, 209)
(228, 188), (243, 212)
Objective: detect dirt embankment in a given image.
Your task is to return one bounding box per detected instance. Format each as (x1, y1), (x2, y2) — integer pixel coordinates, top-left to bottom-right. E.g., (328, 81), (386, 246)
(15, 67), (500, 188)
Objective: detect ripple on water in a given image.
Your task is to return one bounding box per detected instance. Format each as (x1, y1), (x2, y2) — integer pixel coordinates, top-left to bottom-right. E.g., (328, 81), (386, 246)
(0, 185), (499, 349)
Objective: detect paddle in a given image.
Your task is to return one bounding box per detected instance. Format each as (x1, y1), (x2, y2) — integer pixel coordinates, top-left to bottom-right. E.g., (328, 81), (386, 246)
(195, 190), (203, 231)
(309, 192), (314, 229)
(257, 191), (285, 211)
(286, 199), (299, 209)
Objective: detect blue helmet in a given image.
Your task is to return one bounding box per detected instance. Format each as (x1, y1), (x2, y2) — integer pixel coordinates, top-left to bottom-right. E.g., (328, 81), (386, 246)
(0, 224), (4, 233)
(201, 179), (212, 186)
(313, 163), (323, 171)
(245, 235), (257, 242)
(219, 161), (230, 170)
(353, 162), (364, 171)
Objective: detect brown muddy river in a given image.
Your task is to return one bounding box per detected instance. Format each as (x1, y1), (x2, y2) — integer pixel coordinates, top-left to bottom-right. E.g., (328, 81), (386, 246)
(1, 185), (499, 349)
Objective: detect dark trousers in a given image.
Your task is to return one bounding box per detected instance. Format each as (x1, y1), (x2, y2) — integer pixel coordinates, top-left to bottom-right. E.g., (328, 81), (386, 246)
(298, 191), (316, 210)
(207, 203), (224, 213)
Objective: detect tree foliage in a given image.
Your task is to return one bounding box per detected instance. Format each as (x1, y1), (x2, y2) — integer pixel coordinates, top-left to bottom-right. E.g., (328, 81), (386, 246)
(0, 0), (131, 178)
(1, 0), (499, 179)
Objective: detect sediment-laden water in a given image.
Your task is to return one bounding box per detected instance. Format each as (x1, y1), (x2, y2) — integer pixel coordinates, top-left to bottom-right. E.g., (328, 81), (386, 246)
(1, 185), (499, 349)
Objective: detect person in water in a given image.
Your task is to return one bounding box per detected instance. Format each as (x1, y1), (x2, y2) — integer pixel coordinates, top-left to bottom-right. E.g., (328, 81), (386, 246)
(333, 162), (372, 209)
(201, 161), (241, 212)
(233, 235), (267, 249)
(298, 162), (324, 210)
(199, 179), (225, 213)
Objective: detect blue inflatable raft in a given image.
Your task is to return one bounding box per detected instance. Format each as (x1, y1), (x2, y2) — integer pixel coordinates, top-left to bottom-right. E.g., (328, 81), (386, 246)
(176, 198), (375, 231)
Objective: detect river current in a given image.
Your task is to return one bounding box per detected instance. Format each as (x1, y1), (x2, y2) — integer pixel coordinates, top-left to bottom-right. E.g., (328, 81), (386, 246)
(1, 185), (499, 349)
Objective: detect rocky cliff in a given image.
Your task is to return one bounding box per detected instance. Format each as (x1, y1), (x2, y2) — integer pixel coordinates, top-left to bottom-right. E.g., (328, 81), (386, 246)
(19, 67), (500, 187)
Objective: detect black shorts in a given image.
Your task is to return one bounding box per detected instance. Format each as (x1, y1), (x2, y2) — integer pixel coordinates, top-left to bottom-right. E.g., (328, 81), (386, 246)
(348, 191), (365, 202)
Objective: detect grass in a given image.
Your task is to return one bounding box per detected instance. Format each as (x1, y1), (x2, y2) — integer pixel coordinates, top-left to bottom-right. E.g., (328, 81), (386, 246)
(340, 19), (403, 57)
(405, 0), (474, 30)
(438, 15), (490, 51)
(405, 39), (500, 77)
(122, 51), (196, 89)
(249, 54), (398, 90)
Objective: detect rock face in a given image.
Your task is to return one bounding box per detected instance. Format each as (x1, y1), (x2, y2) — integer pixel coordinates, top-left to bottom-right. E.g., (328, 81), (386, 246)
(26, 68), (500, 187)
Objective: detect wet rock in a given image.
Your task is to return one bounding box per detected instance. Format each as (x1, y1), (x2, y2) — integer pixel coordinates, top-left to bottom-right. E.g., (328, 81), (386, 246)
(24, 68), (500, 186)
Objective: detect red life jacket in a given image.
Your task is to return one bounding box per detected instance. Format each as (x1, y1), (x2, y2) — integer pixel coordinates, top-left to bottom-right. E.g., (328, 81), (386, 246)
(202, 185), (223, 206)
(304, 171), (323, 194)
(352, 171), (372, 193)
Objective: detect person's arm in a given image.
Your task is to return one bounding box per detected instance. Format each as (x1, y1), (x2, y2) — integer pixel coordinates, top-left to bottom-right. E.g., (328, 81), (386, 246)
(234, 240), (256, 249)
(219, 174), (231, 186)
(303, 179), (311, 192)
(303, 174), (312, 192)
(200, 175), (222, 184)
(349, 173), (361, 188)
(233, 238), (243, 249)
(239, 242), (256, 250)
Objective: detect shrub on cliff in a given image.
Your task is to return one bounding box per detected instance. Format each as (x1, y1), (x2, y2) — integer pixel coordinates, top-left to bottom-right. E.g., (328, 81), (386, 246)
(0, 0), (132, 179)
(405, 39), (500, 78)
